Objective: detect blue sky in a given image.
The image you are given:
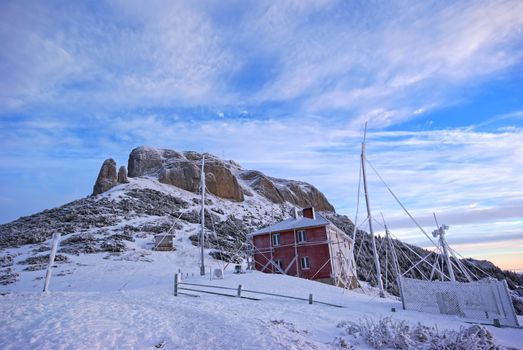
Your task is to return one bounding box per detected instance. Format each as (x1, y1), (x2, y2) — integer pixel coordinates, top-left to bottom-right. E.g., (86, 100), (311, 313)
(1, 0), (522, 271)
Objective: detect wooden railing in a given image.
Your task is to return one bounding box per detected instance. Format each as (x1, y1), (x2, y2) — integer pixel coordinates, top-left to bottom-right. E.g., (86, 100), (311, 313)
(173, 274), (343, 308)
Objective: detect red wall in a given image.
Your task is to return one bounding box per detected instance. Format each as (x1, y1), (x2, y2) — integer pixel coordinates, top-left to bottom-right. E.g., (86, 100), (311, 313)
(252, 225), (332, 280)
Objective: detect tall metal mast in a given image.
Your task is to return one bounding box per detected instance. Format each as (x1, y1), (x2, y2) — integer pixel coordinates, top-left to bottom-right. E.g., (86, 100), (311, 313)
(361, 123), (385, 298)
(200, 155), (206, 276)
(432, 213), (455, 282)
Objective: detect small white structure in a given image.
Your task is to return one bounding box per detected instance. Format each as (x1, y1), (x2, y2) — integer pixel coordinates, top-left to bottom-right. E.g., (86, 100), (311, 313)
(400, 276), (519, 327)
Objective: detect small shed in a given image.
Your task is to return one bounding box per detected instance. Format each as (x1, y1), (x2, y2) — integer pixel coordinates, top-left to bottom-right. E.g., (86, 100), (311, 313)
(153, 234), (176, 251)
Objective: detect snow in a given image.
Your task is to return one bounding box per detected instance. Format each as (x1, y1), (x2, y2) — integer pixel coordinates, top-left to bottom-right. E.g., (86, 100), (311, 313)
(2, 253), (523, 349)
(1, 178), (522, 349)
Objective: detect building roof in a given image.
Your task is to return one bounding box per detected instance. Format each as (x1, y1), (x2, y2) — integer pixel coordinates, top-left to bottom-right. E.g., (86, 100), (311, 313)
(249, 213), (331, 236)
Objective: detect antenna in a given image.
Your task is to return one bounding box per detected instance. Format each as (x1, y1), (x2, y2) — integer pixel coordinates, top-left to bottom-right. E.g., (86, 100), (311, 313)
(360, 121), (385, 298)
(431, 213), (455, 282)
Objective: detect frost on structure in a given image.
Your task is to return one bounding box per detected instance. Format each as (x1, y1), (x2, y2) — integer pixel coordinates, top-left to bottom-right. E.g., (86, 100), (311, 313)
(400, 276), (519, 327)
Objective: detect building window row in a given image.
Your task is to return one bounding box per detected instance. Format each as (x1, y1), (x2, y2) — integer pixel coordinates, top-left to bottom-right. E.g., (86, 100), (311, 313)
(271, 256), (311, 271)
(270, 230), (310, 247)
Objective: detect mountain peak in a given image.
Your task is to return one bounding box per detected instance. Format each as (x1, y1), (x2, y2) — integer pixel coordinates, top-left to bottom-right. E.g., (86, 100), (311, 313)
(92, 146), (335, 212)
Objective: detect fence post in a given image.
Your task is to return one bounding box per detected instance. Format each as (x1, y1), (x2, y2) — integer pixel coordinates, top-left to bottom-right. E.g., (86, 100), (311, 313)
(309, 293), (313, 304)
(43, 232), (61, 293)
(174, 273), (178, 296)
(237, 284), (242, 298)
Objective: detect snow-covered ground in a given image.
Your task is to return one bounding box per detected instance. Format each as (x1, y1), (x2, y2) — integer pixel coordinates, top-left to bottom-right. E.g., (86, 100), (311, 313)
(1, 177), (522, 349)
(2, 244), (522, 349)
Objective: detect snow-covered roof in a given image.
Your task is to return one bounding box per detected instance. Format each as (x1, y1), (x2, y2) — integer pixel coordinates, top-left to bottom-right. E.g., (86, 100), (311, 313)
(249, 213), (331, 236)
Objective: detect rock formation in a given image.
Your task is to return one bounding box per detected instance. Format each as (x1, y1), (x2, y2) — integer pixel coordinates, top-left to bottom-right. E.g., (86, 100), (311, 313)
(204, 163), (244, 201)
(117, 166), (129, 184)
(89, 146), (333, 208)
(128, 146), (244, 202)
(158, 160), (200, 193)
(92, 159), (118, 195)
(238, 170), (334, 211)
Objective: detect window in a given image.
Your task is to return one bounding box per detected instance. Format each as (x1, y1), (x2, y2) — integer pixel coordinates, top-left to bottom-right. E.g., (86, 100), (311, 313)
(272, 233), (280, 246)
(274, 260), (283, 272)
(297, 230), (307, 243)
(301, 256), (310, 270)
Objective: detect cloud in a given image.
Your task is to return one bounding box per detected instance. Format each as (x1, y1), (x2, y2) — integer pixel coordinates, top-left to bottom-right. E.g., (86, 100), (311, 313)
(2, 0), (523, 125)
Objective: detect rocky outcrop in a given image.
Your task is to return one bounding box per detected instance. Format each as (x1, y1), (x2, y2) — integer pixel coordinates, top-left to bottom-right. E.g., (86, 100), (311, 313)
(128, 147), (184, 177)
(117, 166), (129, 184)
(128, 147), (244, 201)
(204, 163), (244, 201)
(277, 181), (334, 212)
(158, 160), (200, 192)
(92, 159), (118, 195)
(88, 146), (328, 207)
(239, 171), (285, 204)
(239, 170), (334, 211)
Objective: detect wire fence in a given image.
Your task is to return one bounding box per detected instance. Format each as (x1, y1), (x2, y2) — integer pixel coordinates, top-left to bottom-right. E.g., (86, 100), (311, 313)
(399, 276), (519, 327)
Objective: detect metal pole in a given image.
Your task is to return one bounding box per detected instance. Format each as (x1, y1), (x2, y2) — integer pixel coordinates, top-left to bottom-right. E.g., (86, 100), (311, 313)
(438, 226), (455, 282)
(43, 232), (61, 292)
(361, 124), (385, 298)
(200, 155), (206, 276)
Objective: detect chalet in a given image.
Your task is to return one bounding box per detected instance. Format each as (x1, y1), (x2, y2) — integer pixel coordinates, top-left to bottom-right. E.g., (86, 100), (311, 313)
(249, 207), (358, 288)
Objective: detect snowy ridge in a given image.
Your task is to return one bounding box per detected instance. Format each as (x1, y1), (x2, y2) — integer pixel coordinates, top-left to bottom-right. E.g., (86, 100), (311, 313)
(1, 169), (522, 348)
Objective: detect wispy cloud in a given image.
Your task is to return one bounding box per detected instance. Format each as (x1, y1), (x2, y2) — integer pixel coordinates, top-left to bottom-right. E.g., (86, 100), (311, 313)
(1, 0), (523, 123)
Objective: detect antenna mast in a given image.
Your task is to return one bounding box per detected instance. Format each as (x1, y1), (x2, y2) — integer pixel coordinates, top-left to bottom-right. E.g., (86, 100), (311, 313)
(361, 123), (385, 298)
(432, 213), (455, 282)
(200, 155), (206, 276)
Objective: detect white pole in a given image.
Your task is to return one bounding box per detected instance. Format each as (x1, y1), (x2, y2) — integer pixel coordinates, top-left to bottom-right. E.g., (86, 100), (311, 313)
(361, 123), (385, 298)
(438, 225), (456, 282)
(43, 232), (61, 292)
(200, 155), (206, 276)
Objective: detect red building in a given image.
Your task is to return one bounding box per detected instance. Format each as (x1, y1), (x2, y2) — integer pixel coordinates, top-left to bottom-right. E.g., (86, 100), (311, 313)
(249, 207), (358, 288)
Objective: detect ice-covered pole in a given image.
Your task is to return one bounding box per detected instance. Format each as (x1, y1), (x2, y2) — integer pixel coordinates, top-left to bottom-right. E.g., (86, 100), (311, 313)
(361, 124), (385, 298)
(200, 155), (206, 276)
(43, 232), (61, 292)
(438, 225), (455, 282)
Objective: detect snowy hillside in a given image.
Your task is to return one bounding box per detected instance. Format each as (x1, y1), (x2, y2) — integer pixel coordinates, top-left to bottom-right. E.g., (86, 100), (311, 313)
(1, 148), (523, 349)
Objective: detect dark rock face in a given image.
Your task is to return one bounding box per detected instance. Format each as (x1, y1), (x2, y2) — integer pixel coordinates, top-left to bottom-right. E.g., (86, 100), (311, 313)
(0, 188), (189, 249)
(117, 166), (129, 184)
(239, 170), (334, 211)
(278, 182), (334, 212)
(159, 160), (200, 192)
(204, 163), (244, 202)
(239, 171), (283, 203)
(129, 147), (244, 201)
(93, 159), (118, 195)
(128, 147), (184, 177)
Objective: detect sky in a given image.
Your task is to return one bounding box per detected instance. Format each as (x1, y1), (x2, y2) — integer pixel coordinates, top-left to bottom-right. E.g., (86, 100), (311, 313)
(0, 0), (522, 272)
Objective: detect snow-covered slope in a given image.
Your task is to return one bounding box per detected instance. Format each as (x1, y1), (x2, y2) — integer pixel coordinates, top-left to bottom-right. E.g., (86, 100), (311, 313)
(1, 155), (522, 349)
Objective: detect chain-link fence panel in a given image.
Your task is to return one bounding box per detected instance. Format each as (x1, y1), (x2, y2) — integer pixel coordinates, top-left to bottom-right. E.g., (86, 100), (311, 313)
(399, 276), (519, 327)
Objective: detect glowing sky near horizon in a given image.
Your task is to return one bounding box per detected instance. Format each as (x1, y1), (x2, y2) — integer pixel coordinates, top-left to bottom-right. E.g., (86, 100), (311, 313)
(0, 0), (522, 272)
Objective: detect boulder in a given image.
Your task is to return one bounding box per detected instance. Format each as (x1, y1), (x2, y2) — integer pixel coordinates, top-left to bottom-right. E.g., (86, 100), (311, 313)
(277, 182), (334, 212)
(117, 166), (129, 183)
(128, 146), (184, 177)
(239, 170), (284, 204)
(204, 163), (244, 202)
(158, 161), (200, 192)
(92, 158), (118, 195)
(239, 170), (334, 211)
